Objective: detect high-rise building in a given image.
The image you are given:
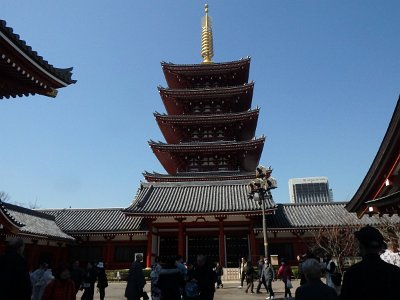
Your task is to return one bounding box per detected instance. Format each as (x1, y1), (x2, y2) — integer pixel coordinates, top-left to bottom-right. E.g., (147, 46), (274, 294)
(289, 177), (333, 203)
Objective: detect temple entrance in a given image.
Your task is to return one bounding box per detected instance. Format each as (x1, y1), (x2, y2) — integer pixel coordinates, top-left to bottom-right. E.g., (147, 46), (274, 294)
(159, 236), (178, 259)
(225, 235), (249, 267)
(187, 236), (219, 264)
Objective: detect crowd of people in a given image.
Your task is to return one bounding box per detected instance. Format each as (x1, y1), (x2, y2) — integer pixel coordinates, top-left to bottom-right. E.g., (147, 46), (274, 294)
(236, 225), (400, 300)
(128, 253), (219, 300)
(1, 225), (400, 300)
(0, 238), (108, 300)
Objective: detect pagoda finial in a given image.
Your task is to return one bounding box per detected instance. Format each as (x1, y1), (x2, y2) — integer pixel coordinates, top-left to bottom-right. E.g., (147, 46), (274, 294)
(201, 4), (214, 64)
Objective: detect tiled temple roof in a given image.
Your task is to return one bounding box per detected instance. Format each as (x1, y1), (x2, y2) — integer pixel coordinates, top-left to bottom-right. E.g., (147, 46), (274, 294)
(123, 180), (277, 216)
(0, 19), (76, 86)
(158, 82), (254, 97)
(143, 171), (256, 182)
(263, 202), (400, 231)
(149, 137), (265, 152)
(40, 208), (147, 234)
(16, 202), (397, 234)
(154, 108), (259, 124)
(161, 57), (250, 73)
(0, 201), (74, 241)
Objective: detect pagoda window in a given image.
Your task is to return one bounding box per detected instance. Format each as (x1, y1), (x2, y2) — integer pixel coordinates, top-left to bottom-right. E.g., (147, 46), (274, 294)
(192, 130), (200, 140)
(193, 105), (201, 114)
(188, 156), (201, 172)
(216, 129), (224, 138)
(204, 104), (212, 113)
(217, 156), (230, 171)
(201, 156), (215, 167)
(203, 129), (213, 139)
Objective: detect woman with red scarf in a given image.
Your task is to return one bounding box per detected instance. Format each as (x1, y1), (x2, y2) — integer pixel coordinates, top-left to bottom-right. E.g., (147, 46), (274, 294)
(277, 260), (293, 299)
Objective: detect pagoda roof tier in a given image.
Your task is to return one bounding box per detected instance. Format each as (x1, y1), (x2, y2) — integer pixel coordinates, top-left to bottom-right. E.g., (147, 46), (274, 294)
(143, 171), (257, 182)
(154, 109), (259, 144)
(0, 19), (76, 99)
(149, 138), (265, 174)
(158, 83), (254, 115)
(161, 57), (250, 89)
(123, 180), (277, 217)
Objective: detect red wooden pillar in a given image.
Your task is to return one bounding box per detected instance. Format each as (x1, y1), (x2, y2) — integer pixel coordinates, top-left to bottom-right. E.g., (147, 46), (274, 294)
(175, 218), (186, 258)
(217, 217), (226, 266)
(103, 235), (115, 267)
(248, 220), (257, 263)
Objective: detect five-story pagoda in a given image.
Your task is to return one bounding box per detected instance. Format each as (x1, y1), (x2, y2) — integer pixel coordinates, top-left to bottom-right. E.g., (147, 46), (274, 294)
(124, 5), (276, 267)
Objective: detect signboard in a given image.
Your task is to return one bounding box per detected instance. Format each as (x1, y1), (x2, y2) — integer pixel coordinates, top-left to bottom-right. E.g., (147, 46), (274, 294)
(270, 254), (279, 266)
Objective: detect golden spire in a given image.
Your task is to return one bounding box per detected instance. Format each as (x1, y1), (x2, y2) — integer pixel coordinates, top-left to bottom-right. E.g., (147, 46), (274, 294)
(201, 4), (214, 64)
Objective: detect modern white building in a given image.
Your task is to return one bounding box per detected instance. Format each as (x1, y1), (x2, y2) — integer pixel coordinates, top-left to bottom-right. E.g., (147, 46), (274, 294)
(288, 177), (333, 203)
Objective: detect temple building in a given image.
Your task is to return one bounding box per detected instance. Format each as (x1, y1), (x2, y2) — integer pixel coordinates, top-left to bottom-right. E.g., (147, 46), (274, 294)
(123, 5), (275, 267)
(2, 7), (400, 272)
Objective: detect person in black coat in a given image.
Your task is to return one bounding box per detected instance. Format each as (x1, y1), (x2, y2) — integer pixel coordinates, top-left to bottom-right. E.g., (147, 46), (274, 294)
(70, 260), (84, 294)
(81, 261), (97, 300)
(0, 238), (32, 300)
(96, 262), (108, 300)
(158, 256), (185, 300)
(295, 258), (337, 300)
(192, 255), (217, 300)
(340, 226), (400, 300)
(213, 262), (223, 288)
(125, 253), (146, 300)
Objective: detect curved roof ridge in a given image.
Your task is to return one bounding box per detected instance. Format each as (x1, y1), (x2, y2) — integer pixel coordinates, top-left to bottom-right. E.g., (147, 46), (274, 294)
(0, 19), (76, 84)
(161, 57), (250, 68)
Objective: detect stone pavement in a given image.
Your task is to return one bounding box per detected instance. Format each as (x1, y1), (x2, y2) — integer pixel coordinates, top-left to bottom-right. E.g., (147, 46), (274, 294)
(77, 279), (301, 300)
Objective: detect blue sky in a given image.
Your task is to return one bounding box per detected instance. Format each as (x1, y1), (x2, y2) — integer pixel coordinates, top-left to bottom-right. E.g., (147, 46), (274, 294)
(1, 1), (399, 208)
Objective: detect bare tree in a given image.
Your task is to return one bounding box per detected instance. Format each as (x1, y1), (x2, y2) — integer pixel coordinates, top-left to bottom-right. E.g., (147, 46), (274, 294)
(311, 226), (361, 274)
(28, 199), (41, 209)
(375, 215), (400, 244)
(0, 191), (10, 202)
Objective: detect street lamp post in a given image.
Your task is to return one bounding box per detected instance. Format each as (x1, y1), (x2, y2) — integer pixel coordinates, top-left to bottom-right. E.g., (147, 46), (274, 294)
(248, 166), (277, 260)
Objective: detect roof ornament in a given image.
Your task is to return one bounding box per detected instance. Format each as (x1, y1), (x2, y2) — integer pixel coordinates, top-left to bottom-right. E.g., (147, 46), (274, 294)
(201, 4), (214, 64)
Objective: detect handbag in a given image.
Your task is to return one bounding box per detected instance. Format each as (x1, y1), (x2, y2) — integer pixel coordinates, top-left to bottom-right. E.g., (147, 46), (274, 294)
(286, 279), (293, 289)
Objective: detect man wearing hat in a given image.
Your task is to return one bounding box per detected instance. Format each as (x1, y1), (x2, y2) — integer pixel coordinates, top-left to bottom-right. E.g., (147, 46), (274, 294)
(125, 253), (146, 300)
(340, 225), (400, 300)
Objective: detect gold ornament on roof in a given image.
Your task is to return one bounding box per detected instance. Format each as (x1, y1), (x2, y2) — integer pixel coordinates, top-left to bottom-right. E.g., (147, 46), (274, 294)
(201, 4), (214, 64)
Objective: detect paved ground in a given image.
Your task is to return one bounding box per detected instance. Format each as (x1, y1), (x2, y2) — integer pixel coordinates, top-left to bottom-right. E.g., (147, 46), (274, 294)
(77, 279), (301, 300)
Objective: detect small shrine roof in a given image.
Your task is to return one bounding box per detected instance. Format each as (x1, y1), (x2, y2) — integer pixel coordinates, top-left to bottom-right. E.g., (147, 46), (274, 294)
(154, 108), (259, 124)
(40, 208), (147, 234)
(0, 19), (76, 99)
(123, 180), (277, 216)
(263, 202), (400, 231)
(149, 137), (265, 152)
(0, 201), (74, 241)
